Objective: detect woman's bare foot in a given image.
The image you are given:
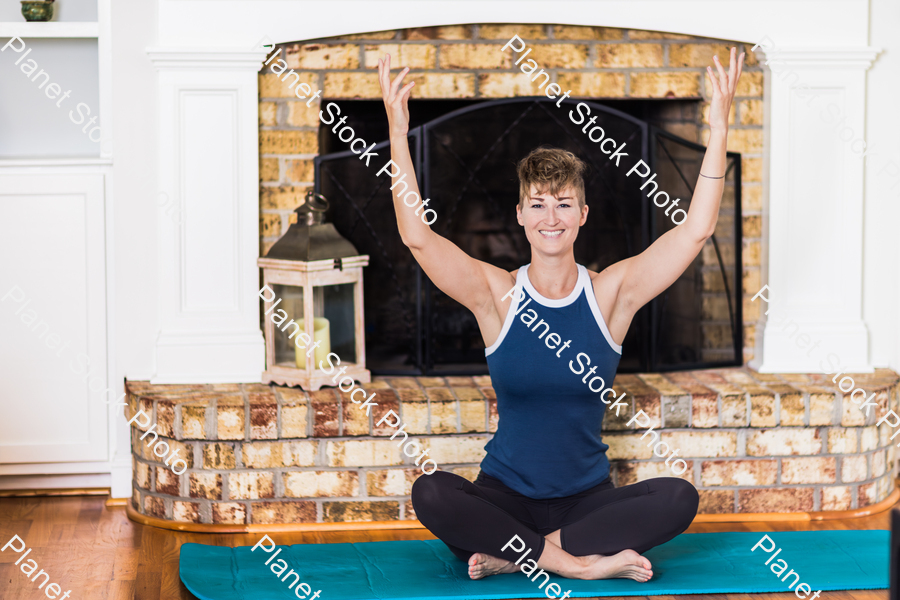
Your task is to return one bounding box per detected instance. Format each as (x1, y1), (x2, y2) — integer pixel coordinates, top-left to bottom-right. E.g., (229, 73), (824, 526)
(467, 553), (520, 580)
(577, 549), (653, 582)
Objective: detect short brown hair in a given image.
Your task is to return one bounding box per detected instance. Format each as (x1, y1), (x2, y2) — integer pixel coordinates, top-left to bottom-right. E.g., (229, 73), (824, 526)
(516, 146), (586, 208)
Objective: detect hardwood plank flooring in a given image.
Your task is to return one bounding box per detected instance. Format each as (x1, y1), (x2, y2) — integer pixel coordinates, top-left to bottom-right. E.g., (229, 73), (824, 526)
(0, 495), (892, 600)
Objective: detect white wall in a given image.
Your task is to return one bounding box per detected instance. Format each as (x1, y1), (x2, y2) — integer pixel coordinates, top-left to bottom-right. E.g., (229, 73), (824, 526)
(156, 0), (869, 47)
(0, 39), (100, 157)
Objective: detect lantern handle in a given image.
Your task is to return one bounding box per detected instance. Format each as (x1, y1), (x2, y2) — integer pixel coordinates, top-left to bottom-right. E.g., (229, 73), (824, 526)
(305, 191), (330, 213)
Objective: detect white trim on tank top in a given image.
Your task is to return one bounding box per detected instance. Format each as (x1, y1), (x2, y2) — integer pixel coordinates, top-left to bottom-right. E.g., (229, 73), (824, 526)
(520, 263), (582, 307)
(485, 265), (622, 356)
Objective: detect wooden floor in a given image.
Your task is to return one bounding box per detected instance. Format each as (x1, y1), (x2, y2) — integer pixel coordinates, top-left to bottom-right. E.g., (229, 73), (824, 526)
(0, 495), (892, 600)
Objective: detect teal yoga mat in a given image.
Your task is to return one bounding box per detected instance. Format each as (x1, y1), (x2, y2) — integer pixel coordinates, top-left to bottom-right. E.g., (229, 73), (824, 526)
(179, 530), (888, 600)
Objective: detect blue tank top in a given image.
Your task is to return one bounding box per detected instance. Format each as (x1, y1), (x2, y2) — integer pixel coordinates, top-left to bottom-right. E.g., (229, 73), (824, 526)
(481, 264), (624, 499)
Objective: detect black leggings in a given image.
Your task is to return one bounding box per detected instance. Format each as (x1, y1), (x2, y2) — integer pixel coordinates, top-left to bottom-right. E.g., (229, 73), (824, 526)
(411, 470), (699, 563)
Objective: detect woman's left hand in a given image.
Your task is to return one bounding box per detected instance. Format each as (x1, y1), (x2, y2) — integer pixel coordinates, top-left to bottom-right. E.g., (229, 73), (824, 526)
(706, 47), (744, 132)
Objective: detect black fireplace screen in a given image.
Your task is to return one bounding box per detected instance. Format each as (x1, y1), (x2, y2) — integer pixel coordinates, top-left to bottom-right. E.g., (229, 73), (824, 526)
(315, 98), (741, 375)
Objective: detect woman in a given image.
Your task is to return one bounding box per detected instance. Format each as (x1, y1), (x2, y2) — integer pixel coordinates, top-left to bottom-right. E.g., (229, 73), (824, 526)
(377, 48), (744, 583)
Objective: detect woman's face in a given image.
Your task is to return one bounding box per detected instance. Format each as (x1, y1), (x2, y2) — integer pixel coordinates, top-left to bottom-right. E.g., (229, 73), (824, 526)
(516, 184), (589, 255)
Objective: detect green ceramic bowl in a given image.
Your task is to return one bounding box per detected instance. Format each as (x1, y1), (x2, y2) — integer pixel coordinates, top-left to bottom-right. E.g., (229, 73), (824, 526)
(21, 1), (54, 22)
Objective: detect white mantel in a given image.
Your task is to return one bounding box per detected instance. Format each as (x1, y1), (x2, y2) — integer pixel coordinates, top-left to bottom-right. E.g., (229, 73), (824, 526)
(146, 0), (884, 380)
(753, 45), (880, 373)
(148, 48), (268, 383)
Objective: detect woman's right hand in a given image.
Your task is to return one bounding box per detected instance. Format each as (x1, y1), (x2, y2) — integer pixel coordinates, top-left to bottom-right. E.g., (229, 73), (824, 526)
(378, 54), (415, 140)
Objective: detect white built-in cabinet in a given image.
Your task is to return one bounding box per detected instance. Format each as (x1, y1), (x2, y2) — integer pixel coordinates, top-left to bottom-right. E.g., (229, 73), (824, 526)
(0, 0), (123, 493)
(0, 174), (109, 464)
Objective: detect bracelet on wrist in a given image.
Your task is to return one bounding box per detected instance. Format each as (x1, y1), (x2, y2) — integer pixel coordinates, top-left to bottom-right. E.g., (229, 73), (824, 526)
(699, 173), (725, 179)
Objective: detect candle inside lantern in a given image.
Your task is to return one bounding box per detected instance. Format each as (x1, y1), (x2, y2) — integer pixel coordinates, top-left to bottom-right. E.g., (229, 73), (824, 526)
(295, 317), (331, 368)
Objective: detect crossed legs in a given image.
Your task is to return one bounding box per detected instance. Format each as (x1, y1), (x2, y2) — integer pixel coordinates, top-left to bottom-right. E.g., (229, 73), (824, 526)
(411, 470), (698, 582)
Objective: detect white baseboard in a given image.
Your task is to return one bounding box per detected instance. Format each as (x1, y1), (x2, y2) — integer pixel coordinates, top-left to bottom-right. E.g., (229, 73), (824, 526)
(0, 458), (132, 498)
(0, 473), (111, 490)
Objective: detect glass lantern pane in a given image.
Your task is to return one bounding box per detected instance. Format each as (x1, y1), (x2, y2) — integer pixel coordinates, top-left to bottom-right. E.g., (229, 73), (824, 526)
(272, 283), (304, 367)
(321, 283), (357, 364)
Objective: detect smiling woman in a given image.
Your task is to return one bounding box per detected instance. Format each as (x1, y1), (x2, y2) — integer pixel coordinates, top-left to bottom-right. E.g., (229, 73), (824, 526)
(377, 47), (743, 584)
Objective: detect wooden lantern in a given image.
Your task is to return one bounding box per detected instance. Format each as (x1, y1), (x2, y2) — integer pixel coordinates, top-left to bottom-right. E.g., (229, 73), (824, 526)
(258, 193), (370, 391)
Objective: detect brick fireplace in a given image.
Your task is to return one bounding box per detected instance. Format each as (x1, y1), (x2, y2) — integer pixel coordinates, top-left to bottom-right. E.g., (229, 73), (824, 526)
(130, 21), (893, 527)
(258, 24), (764, 364)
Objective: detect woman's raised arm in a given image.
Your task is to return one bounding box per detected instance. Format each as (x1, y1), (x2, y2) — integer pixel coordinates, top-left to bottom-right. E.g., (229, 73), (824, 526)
(603, 48), (745, 338)
(378, 54), (511, 319)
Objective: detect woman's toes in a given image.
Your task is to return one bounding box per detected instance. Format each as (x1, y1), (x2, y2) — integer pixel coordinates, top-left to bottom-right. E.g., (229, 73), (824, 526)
(466, 552), (515, 580)
(468, 555), (485, 579)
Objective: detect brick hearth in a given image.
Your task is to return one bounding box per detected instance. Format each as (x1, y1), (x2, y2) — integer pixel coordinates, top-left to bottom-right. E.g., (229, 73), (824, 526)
(127, 368), (899, 525)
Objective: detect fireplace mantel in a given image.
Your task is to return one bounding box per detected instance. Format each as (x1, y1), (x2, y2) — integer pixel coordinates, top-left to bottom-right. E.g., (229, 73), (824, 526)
(147, 2), (880, 381)
(148, 48), (268, 383)
(753, 45), (880, 374)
